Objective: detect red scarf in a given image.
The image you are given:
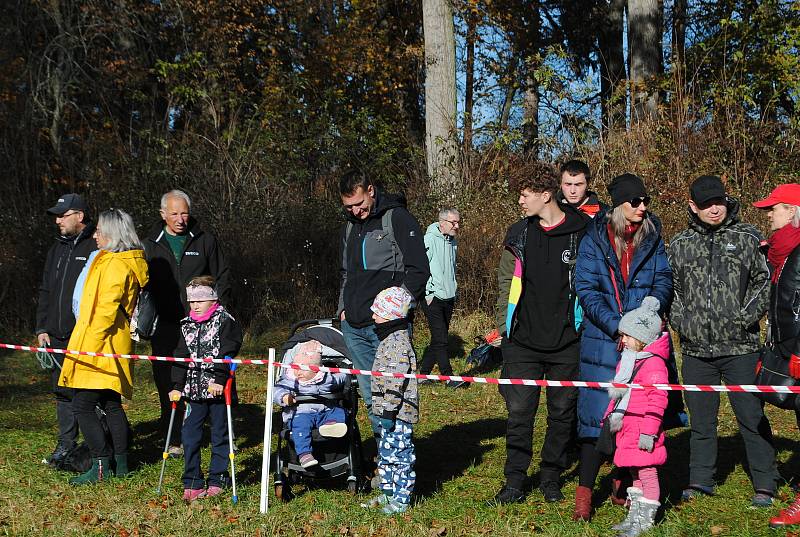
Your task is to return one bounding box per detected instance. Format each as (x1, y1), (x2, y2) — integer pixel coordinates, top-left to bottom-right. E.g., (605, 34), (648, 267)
(608, 222), (640, 284)
(767, 224), (800, 283)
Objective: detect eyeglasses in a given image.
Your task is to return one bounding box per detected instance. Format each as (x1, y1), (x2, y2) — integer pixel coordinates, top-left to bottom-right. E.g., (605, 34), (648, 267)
(628, 197), (651, 208)
(444, 219), (461, 226)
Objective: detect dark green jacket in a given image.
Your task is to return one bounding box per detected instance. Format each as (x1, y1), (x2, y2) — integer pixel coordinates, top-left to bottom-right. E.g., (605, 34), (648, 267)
(667, 198), (769, 358)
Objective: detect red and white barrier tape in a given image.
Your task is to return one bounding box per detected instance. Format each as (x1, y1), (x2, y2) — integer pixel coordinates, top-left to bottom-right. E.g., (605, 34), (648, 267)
(2, 342), (798, 394)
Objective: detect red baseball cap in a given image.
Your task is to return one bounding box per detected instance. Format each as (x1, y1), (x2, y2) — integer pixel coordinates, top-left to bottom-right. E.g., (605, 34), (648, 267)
(752, 184), (800, 208)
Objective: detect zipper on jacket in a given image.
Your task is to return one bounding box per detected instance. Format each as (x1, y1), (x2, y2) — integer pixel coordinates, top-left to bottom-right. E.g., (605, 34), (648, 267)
(707, 233), (714, 355)
(56, 238), (77, 335)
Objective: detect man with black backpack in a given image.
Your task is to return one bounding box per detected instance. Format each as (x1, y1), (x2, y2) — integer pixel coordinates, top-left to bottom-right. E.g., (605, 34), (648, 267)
(36, 193), (97, 467)
(492, 161), (589, 505)
(144, 189), (231, 457)
(338, 170), (429, 436)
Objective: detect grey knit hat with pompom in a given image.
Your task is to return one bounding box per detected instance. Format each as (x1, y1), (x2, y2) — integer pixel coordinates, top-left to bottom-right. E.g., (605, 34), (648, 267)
(618, 296), (662, 346)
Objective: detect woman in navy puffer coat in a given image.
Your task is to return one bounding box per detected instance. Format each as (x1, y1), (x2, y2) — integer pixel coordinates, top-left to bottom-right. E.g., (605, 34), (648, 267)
(571, 173), (673, 521)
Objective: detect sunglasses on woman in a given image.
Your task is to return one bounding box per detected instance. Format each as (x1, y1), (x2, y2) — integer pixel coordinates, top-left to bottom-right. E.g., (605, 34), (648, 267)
(628, 196), (651, 208)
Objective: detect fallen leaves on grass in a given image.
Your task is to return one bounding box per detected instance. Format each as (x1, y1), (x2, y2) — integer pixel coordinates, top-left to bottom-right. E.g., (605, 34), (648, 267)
(710, 525), (725, 535)
(79, 513), (100, 526)
(428, 525), (447, 536)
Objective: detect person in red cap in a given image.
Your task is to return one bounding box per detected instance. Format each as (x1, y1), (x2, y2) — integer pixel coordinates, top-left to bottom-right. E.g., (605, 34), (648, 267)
(752, 184), (800, 528)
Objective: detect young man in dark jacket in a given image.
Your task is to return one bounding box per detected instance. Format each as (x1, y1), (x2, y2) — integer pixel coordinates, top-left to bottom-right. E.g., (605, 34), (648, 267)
(492, 162), (589, 505)
(668, 175), (778, 507)
(144, 189), (231, 456)
(557, 159), (608, 218)
(338, 170), (429, 435)
(36, 193), (98, 466)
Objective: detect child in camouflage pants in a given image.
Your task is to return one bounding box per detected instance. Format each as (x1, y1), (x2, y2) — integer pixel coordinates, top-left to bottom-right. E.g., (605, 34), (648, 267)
(361, 286), (419, 515)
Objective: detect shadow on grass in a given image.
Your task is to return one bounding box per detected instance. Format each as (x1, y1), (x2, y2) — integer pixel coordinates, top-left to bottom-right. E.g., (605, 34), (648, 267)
(414, 417), (505, 498)
(130, 403), (268, 470)
(0, 379), (52, 400)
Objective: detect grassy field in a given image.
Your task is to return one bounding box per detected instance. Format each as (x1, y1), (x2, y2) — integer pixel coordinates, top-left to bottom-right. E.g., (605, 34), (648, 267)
(2, 324), (800, 537)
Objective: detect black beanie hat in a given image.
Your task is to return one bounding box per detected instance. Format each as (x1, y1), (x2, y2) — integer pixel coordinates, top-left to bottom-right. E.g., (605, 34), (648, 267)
(607, 173), (647, 208)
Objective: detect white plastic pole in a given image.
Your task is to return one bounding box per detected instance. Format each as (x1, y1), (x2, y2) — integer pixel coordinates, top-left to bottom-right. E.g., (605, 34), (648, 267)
(260, 348), (276, 514)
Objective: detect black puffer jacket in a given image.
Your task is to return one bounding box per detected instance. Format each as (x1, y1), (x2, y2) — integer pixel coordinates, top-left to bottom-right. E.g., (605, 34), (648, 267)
(35, 222), (98, 339)
(143, 218), (231, 327)
(770, 245), (800, 358)
(667, 198), (769, 357)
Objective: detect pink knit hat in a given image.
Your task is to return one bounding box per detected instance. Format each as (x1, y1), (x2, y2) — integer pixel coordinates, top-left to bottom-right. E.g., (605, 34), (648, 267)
(370, 286), (412, 320)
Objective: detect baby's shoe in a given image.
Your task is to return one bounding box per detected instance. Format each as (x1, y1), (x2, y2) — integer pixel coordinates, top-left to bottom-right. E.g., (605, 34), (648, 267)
(183, 488), (205, 501)
(319, 421), (348, 438)
(299, 453), (319, 468)
(199, 485), (223, 498)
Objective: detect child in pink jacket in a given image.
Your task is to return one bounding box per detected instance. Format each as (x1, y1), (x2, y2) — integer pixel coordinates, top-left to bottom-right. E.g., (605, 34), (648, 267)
(604, 296), (669, 537)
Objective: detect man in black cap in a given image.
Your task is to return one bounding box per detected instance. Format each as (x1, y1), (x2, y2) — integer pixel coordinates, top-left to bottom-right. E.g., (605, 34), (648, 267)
(36, 193), (98, 467)
(667, 175), (778, 507)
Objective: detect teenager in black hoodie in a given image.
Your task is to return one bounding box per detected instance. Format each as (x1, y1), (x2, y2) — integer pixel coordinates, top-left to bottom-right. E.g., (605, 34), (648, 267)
(492, 162), (589, 505)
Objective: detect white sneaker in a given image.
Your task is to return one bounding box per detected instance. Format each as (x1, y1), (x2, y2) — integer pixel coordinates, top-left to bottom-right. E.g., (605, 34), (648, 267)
(318, 421), (348, 438)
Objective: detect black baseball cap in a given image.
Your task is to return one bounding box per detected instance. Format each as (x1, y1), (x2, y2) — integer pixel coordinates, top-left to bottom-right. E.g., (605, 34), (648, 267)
(47, 193), (88, 215)
(690, 175), (727, 205)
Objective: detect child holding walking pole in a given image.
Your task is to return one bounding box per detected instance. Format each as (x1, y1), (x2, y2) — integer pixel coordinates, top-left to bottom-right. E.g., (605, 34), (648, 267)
(168, 275), (242, 501)
(605, 297), (669, 536)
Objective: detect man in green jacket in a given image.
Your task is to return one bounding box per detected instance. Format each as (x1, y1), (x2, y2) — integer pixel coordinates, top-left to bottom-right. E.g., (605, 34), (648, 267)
(419, 208), (464, 388)
(668, 175), (778, 507)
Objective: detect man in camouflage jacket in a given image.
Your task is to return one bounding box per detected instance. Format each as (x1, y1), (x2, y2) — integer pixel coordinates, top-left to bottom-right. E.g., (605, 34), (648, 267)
(668, 175), (778, 505)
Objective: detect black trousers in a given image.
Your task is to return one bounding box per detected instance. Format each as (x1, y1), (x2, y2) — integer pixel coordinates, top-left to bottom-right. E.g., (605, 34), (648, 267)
(72, 388), (129, 458)
(49, 336), (78, 448)
(499, 339), (579, 489)
(420, 297), (455, 375)
(152, 326), (184, 447)
(682, 352), (779, 492)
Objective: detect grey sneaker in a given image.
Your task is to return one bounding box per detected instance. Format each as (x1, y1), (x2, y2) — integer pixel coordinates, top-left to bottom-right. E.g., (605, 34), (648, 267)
(751, 492), (774, 508)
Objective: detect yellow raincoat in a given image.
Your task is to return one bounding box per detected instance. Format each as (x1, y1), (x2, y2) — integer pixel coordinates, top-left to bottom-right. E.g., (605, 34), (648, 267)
(59, 249), (149, 399)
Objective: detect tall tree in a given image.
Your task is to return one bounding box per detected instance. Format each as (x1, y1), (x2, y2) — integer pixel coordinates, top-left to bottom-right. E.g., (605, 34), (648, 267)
(423, 0), (459, 189)
(598, 0), (627, 133)
(628, 0), (664, 121)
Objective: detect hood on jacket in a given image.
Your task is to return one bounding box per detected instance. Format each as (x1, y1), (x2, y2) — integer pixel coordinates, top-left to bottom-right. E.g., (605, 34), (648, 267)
(540, 204), (590, 237)
(687, 196), (741, 233)
(425, 222), (456, 241)
(642, 331), (671, 360)
(342, 187), (406, 224)
(109, 249), (150, 289)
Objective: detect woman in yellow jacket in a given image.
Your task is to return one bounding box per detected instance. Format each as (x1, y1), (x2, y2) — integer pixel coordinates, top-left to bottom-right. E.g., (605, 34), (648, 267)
(59, 208), (149, 485)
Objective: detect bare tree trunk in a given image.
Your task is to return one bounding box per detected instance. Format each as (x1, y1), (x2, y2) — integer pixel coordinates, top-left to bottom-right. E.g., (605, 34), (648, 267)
(463, 5), (478, 152)
(628, 0), (663, 122)
(499, 55), (519, 132)
(423, 0), (458, 191)
(671, 0), (686, 69)
(599, 0), (627, 134)
(523, 64), (539, 155)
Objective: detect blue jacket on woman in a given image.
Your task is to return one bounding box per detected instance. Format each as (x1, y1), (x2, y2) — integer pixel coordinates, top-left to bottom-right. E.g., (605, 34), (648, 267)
(574, 212), (673, 438)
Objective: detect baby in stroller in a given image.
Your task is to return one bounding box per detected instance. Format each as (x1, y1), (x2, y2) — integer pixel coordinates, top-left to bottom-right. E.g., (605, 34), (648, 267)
(273, 339), (349, 468)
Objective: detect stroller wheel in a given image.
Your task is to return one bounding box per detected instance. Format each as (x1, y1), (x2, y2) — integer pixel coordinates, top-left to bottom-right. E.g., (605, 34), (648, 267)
(347, 479), (358, 494)
(274, 483), (293, 502)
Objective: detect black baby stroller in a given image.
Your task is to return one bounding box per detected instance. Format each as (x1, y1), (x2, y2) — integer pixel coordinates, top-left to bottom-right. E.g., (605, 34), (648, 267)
(273, 319), (364, 501)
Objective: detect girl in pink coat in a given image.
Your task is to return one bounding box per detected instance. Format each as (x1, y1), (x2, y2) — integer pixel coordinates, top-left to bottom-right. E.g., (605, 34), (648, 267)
(604, 296), (669, 536)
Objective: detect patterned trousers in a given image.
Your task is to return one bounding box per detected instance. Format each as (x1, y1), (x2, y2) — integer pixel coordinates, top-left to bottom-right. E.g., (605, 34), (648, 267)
(378, 419), (416, 506)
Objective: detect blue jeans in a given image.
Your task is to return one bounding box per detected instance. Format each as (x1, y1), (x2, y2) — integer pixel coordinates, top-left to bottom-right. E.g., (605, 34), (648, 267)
(378, 419), (416, 506)
(289, 407), (346, 455)
(182, 400), (230, 490)
(341, 320), (382, 435)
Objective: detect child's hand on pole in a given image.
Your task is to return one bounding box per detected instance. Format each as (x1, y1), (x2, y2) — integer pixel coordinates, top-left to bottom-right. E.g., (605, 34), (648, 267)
(208, 382), (224, 397)
(168, 390), (181, 402)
